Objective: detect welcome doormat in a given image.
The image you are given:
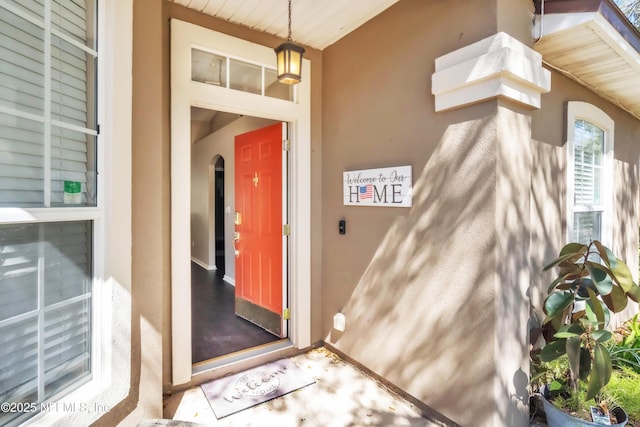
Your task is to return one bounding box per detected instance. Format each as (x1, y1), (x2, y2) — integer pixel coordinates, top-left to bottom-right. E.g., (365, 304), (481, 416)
(200, 358), (316, 419)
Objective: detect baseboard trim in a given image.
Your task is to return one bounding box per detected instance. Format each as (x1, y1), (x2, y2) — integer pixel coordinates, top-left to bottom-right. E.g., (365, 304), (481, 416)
(223, 275), (235, 286)
(191, 256), (216, 271)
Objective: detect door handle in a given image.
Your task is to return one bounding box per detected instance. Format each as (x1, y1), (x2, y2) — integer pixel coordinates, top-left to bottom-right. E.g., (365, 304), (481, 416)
(233, 231), (240, 256)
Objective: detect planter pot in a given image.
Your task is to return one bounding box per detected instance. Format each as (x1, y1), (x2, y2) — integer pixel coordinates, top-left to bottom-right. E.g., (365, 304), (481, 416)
(539, 391), (628, 427)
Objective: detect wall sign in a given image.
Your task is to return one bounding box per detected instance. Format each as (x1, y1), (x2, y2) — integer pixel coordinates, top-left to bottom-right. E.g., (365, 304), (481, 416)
(343, 166), (412, 207)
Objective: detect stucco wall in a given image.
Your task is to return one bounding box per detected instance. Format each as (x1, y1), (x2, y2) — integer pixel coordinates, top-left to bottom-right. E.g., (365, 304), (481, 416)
(92, 0), (164, 425)
(321, 0), (534, 425)
(191, 116), (277, 278)
(530, 69), (640, 328)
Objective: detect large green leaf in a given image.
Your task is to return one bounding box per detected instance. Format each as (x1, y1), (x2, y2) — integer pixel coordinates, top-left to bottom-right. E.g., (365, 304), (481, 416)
(554, 331), (579, 338)
(540, 340), (567, 362)
(585, 262), (613, 295)
(547, 274), (570, 293)
(543, 244), (587, 271)
(611, 259), (634, 292)
(592, 329), (612, 343)
(579, 348), (591, 381)
(556, 282), (573, 291)
(627, 283), (640, 303)
(594, 240), (617, 269)
(550, 309), (566, 331)
(558, 262), (585, 279)
(560, 243), (588, 257)
(602, 284), (629, 313)
(566, 336), (581, 384)
(585, 342), (612, 401)
(543, 291), (574, 322)
(555, 323), (584, 337)
(586, 288), (605, 329)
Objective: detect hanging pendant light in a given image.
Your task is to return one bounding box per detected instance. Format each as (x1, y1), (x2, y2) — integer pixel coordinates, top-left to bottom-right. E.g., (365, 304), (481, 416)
(274, 0), (305, 85)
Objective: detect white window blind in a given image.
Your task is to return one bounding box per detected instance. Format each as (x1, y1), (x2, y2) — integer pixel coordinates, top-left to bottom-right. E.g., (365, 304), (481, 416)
(0, 0), (97, 208)
(0, 1), (97, 425)
(0, 222), (92, 426)
(566, 102), (614, 246)
(572, 119), (605, 243)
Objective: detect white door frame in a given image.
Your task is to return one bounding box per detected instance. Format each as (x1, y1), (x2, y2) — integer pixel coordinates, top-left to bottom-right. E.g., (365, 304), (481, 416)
(170, 19), (311, 385)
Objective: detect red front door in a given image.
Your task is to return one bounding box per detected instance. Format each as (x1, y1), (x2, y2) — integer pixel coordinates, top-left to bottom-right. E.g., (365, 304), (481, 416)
(234, 123), (285, 337)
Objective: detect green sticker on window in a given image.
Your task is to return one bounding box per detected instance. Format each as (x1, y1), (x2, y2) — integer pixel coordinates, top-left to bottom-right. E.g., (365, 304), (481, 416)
(64, 181), (82, 204)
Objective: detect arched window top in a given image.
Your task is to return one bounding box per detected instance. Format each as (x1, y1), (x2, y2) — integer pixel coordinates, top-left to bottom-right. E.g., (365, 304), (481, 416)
(567, 101), (614, 136)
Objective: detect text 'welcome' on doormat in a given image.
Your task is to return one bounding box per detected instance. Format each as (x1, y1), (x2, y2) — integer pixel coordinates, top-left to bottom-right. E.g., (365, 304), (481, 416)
(200, 358), (316, 419)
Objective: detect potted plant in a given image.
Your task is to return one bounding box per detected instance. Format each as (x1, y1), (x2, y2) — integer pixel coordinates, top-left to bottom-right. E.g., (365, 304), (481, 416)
(532, 240), (640, 426)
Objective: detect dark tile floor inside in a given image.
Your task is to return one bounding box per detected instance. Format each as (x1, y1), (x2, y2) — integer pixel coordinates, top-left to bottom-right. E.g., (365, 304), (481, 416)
(191, 263), (279, 363)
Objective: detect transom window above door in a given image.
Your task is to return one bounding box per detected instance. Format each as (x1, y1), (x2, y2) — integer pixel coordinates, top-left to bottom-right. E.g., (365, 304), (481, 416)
(191, 48), (293, 101)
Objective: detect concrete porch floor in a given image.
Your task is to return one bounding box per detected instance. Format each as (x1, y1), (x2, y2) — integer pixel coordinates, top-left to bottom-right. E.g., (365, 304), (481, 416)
(159, 347), (452, 427)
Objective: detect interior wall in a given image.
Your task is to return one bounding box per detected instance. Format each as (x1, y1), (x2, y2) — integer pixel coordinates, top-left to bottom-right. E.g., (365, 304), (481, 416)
(530, 69), (640, 329)
(191, 118), (211, 144)
(191, 115), (278, 279)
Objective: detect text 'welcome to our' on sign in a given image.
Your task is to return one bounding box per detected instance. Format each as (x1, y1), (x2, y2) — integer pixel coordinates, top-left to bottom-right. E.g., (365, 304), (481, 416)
(343, 165), (412, 207)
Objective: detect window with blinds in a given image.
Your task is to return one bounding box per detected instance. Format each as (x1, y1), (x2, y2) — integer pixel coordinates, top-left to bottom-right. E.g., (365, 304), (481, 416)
(0, 1), (97, 425)
(0, 0), (97, 208)
(567, 102), (614, 246)
(0, 222), (92, 426)
(572, 119), (605, 243)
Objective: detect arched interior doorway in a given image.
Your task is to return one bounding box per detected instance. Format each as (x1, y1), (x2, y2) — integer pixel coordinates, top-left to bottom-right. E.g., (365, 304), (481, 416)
(213, 156), (225, 276)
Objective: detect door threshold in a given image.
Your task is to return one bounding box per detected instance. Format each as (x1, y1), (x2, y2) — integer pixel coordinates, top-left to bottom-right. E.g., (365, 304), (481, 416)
(191, 339), (293, 377)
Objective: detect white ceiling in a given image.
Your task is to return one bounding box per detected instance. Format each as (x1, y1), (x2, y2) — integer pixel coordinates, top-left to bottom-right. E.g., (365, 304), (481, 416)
(170, 0), (401, 50)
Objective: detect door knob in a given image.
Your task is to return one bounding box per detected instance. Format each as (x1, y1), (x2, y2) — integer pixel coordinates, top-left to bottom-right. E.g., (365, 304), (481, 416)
(233, 231), (240, 256)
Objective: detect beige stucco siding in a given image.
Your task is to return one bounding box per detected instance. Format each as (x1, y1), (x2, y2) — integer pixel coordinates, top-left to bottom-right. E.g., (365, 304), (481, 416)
(321, 0), (536, 425)
(530, 69), (640, 327)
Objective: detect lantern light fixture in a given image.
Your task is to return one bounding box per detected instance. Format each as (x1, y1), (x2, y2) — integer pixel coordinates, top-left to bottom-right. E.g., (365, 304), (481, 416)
(274, 0), (305, 85)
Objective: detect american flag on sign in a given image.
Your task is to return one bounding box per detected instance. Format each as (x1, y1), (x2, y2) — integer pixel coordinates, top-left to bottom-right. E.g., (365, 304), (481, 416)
(359, 184), (373, 200)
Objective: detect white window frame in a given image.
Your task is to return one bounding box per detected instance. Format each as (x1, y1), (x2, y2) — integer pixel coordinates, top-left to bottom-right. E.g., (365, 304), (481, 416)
(0, 1), (132, 425)
(566, 101), (614, 245)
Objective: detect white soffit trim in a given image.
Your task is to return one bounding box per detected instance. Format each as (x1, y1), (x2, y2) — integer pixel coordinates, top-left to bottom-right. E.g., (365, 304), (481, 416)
(432, 32), (551, 112)
(534, 12), (640, 120)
